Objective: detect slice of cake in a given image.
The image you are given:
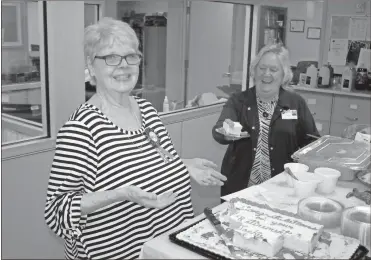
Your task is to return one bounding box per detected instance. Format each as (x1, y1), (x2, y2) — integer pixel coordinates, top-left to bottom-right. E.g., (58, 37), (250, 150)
(223, 119), (242, 136)
(225, 199), (324, 255)
(232, 221), (284, 257)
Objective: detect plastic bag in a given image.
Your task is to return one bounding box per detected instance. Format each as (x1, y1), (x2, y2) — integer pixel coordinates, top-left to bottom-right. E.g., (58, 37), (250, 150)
(342, 124), (371, 140)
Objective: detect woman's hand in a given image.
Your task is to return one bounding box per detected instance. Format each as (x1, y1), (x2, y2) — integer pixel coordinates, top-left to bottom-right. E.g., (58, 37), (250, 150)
(183, 158), (227, 186)
(120, 186), (177, 209)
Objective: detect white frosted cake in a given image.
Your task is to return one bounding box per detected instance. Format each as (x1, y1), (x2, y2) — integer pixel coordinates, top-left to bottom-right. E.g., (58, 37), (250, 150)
(225, 199), (324, 255)
(223, 119), (242, 136)
(175, 198), (360, 259)
(232, 222), (284, 257)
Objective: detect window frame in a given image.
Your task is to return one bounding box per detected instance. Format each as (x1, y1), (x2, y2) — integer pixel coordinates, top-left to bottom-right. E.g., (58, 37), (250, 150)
(1, 1), (51, 158)
(2, 1), (87, 160)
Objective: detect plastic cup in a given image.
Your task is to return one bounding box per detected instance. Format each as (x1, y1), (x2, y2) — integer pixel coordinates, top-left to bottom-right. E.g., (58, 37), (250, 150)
(284, 163), (309, 187)
(292, 173), (322, 198)
(314, 167), (341, 194)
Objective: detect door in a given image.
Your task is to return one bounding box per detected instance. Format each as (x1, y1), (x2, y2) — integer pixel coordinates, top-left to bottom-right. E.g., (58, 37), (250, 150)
(186, 1), (252, 103)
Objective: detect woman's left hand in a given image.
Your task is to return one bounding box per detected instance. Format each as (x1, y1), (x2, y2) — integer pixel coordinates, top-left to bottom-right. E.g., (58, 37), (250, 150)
(183, 158), (227, 186)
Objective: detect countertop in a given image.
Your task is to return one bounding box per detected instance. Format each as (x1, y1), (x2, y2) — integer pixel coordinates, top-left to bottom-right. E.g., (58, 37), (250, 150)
(290, 85), (371, 99)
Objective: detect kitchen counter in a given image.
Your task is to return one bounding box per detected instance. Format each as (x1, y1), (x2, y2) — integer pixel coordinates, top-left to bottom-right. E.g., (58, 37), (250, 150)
(290, 85), (371, 99)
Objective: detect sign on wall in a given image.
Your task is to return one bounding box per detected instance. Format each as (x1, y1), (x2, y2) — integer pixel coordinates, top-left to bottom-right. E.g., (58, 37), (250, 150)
(328, 15), (370, 66)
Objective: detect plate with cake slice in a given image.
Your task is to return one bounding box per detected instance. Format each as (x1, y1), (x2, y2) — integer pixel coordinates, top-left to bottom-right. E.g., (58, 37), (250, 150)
(170, 198), (366, 260)
(216, 119), (250, 139)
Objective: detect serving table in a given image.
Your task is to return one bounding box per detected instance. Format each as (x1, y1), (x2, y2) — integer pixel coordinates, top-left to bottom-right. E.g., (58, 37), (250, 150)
(139, 172), (369, 259)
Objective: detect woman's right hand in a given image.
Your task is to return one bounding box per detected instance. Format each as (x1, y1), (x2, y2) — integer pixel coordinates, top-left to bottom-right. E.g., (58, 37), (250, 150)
(120, 186), (177, 209)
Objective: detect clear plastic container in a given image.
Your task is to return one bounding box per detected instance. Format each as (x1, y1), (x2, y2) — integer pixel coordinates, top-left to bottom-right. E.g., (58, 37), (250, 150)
(292, 135), (371, 181)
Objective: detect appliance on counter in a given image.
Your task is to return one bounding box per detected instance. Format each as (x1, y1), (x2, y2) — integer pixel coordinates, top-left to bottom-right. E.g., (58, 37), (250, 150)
(305, 64), (318, 88)
(341, 66), (356, 91)
(355, 66), (368, 91)
(317, 65), (330, 88)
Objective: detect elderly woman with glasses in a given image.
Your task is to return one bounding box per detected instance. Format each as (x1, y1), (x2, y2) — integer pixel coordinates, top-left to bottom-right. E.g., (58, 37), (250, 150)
(44, 17), (226, 260)
(212, 44), (319, 196)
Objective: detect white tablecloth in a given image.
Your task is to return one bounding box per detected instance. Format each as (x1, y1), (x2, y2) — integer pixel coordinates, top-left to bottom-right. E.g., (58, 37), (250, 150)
(139, 173), (368, 259)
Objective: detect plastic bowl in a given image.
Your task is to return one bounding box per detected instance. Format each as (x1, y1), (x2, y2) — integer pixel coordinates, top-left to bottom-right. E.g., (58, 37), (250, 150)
(292, 173), (322, 198)
(284, 163), (309, 187)
(298, 197), (344, 228)
(341, 206), (371, 253)
(314, 167), (341, 194)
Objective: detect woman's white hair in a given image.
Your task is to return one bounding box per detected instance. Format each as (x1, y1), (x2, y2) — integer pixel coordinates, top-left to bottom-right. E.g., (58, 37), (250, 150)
(250, 44), (293, 87)
(84, 17), (140, 85)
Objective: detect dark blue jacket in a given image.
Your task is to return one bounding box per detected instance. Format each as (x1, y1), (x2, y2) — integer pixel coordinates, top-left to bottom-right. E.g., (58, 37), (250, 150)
(212, 86), (319, 196)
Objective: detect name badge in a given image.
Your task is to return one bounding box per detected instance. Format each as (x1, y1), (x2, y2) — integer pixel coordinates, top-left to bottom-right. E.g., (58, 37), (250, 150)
(282, 109), (298, 120)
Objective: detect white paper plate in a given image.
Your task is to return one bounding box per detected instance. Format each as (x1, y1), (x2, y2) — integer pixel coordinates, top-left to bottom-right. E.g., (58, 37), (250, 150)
(215, 127), (250, 138)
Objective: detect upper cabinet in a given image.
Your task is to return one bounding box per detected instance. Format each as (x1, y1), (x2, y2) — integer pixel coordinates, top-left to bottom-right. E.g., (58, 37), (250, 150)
(257, 5), (288, 51)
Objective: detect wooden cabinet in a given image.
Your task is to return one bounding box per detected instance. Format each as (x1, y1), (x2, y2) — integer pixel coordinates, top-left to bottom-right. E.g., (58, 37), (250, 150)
(295, 90), (333, 135)
(294, 88), (371, 137)
(331, 96), (371, 125)
(330, 95), (371, 137)
(295, 91), (333, 121)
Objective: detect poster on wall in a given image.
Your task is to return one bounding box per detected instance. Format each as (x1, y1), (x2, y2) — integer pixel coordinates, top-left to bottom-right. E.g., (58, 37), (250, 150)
(349, 17), (369, 40)
(328, 38), (348, 65)
(358, 48), (371, 71)
(329, 15), (371, 67)
(331, 16), (350, 39)
(346, 40), (371, 66)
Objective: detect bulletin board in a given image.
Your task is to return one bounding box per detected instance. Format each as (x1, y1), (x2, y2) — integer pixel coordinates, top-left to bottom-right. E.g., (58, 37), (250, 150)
(328, 15), (371, 70)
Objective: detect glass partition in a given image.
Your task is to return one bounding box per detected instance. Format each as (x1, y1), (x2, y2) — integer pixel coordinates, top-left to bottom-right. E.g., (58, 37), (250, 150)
(85, 0), (254, 113)
(185, 1), (252, 110)
(1, 1), (49, 145)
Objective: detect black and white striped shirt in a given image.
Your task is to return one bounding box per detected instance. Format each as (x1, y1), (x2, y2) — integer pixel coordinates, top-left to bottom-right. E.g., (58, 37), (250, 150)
(249, 96), (278, 186)
(44, 97), (194, 259)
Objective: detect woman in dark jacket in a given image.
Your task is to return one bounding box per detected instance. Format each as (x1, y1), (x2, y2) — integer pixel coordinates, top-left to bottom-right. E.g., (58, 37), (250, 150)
(212, 44), (319, 196)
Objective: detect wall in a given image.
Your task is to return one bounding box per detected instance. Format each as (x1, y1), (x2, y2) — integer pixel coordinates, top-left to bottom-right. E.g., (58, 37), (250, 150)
(2, 151), (65, 259)
(322, 0), (371, 73)
(284, 1), (323, 66)
(164, 1), (186, 104)
(230, 4), (247, 85)
(104, 0), (118, 18)
(187, 1), (234, 99)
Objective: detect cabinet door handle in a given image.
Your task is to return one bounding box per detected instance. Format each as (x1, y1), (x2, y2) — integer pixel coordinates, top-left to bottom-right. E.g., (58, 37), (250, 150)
(344, 116), (358, 121)
(311, 112), (316, 116)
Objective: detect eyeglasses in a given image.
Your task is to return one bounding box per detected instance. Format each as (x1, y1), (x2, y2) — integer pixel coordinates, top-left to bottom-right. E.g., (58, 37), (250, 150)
(95, 53), (142, 66)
